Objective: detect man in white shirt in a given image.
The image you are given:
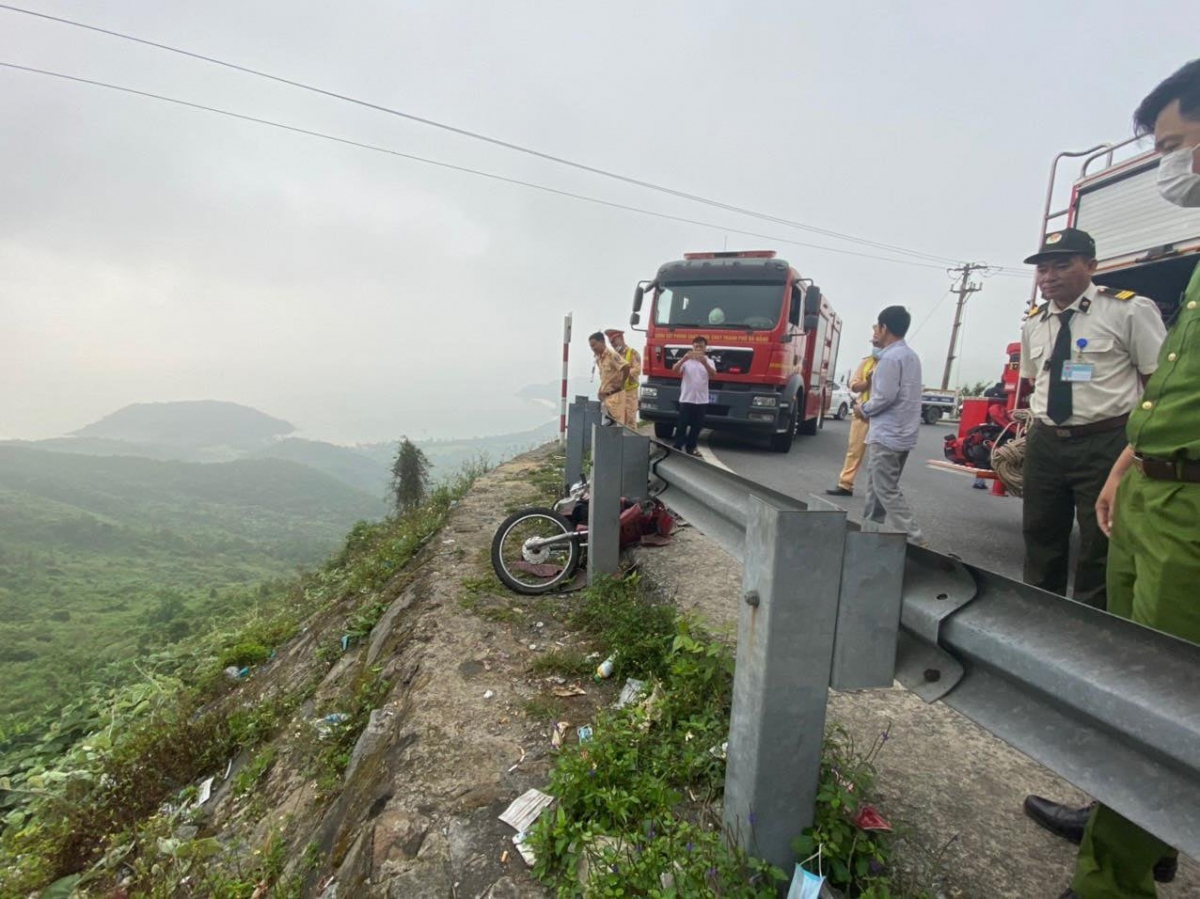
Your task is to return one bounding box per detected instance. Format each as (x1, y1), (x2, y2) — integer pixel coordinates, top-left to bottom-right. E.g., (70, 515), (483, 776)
(670, 336), (715, 456)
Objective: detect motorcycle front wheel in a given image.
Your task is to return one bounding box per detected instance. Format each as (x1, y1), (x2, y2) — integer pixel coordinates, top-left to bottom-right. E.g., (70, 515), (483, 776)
(491, 507), (583, 594)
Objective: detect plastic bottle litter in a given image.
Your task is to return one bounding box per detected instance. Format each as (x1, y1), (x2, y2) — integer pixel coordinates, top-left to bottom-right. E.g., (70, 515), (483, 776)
(594, 655), (616, 680)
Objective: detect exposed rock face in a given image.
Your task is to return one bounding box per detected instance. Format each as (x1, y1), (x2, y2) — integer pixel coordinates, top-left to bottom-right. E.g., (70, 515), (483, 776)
(198, 449), (567, 897)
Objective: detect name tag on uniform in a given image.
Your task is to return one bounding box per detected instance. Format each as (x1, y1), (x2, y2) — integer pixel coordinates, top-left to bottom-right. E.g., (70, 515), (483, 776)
(1061, 361), (1094, 382)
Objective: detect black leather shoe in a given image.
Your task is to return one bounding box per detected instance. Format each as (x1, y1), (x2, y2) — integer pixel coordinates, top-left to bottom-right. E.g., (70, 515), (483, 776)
(1025, 796), (1176, 884)
(1024, 795), (1092, 844)
(825, 486), (853, 496)
(1058, 890), (1078, 899)
(1154, 855), (1177, 884)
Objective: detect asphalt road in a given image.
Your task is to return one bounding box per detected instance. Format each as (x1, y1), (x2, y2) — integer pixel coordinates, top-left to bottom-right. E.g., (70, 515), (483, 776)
(703, 416), (1030, 581)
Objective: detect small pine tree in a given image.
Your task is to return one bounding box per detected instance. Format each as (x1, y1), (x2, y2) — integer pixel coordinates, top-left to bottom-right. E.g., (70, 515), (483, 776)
(390, 437), (430, 514)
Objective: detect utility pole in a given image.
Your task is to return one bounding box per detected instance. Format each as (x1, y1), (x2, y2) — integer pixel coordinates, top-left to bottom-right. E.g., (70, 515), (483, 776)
(941, 263), (985, 390)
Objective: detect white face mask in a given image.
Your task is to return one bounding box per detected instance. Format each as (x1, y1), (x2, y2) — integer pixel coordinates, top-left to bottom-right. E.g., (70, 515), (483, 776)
(1157, 144), (1200, 207)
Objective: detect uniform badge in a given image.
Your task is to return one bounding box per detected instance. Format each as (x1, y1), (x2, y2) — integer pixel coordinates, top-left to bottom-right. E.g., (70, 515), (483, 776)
(1045, 232), (1063, 244)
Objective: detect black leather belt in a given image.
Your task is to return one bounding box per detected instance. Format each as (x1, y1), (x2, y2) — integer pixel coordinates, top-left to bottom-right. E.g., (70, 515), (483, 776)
(1034, 414), (1129, 438)
(1134, 453), (1200, 483)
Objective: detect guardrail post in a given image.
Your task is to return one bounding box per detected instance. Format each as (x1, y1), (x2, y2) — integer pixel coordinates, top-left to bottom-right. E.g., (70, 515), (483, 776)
(723, 496), (847, 873)
(619, 432), (650, 503)
(830, 530), (906, 689)
(564, 399), (586, 490)
(587, 424), (623, 580)
(586, 399), (602, 432)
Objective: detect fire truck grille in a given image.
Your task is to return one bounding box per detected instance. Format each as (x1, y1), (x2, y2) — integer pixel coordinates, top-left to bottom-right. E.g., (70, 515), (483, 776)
(664, 347), (755, 374)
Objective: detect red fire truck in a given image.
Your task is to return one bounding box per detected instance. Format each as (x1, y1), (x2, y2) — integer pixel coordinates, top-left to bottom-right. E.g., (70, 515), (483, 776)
(630, 250), (842, 452)
(941, 138), (1200, 492)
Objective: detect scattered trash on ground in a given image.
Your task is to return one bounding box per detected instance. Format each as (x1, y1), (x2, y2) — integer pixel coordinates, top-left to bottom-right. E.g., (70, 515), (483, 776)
(506, 747), (526, 773)
(851, 804), (892, 832)
(616, 677), (647, 708)
(594, 655), (615, 680)
(512, 829), (537, 866)
(576, 725), (593, 743)
(312, 713), (349, 739)
(708, 741), (728, 760)
(551, 684), (587, 698)
(196, 776), (215, 807)
(551, 721), (570, 750)
(499, 788), (555, 833)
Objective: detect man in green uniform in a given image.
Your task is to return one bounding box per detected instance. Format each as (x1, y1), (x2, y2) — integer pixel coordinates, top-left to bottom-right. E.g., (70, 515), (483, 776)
(1055, 57), (1200, 899)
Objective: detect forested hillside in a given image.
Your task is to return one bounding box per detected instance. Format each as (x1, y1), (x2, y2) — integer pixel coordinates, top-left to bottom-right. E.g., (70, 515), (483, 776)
(0, 446), (384, 725)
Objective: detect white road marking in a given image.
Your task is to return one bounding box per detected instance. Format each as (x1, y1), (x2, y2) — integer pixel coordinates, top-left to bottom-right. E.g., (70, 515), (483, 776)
(699, 435), (734, 472)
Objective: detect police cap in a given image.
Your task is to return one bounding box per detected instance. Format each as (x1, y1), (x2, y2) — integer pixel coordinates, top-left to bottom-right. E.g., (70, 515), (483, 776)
(1024, 228), (1097, 264)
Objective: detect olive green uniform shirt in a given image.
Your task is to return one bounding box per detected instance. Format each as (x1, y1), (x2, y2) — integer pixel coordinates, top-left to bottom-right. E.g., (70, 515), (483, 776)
(1126, 261), (1200, 460)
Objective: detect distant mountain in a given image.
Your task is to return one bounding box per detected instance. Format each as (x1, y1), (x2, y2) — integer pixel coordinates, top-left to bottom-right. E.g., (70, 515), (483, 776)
(73, 400), (294, 449)
(247, 438), (390, 499)
(359, 421), (560, 478)
(5, 401), (559, 496)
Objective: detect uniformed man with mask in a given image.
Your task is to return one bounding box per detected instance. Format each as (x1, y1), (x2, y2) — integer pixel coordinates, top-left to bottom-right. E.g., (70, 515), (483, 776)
(1023, 57), (1200, 899)
(1019, 228), (1166, 608)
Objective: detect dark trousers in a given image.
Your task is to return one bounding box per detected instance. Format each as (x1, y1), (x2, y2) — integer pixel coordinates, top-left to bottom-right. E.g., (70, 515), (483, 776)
(1021, 423), (1126, 608)
(674, 402), (705, 451)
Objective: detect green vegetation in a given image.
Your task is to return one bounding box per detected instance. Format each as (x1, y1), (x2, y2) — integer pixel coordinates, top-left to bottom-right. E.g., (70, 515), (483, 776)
(528, 576), (934, 898)
(0, 459), (487, 897)
(390, 436), (430, 513)
(0, 445), (384, 727)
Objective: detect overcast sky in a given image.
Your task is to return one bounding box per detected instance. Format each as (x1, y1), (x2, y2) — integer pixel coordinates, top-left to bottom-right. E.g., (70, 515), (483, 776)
(0, 1), (1193, 442)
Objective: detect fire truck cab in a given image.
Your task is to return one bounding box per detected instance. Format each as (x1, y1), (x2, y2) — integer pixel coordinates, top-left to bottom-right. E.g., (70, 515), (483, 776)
(630, 250), (841, 453)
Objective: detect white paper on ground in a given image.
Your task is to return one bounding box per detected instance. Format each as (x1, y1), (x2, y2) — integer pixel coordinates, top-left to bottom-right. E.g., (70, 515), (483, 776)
(498, 788), (554, 833)
(196, 776), (215, 806)
(512, 830), (537, 866)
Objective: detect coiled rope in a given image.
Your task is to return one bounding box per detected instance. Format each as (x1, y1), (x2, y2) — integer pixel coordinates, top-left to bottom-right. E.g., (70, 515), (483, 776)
(991, 409), (1033, 497)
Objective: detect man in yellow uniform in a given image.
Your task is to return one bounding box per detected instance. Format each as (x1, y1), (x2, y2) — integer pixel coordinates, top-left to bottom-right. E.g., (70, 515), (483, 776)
(589, 331), (630, 425)
(605, 329), (642, 429)
(1039, 58), (1200, 899)
(826, 348), (878, 496)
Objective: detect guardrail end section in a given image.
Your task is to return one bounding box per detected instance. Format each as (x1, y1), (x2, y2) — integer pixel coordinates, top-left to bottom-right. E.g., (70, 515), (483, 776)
(723, 496), (847, 872)
(586, 424), (623, 581)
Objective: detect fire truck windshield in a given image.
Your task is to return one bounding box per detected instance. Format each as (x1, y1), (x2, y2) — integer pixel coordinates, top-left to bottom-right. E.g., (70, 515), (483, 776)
(652, 282), (785, 330)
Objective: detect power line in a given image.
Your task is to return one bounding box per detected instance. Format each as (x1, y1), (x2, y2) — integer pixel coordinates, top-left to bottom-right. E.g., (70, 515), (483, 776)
(0, 2), (969, 268)
(909, 289), (955, 339)
(0, 60), (960, 273)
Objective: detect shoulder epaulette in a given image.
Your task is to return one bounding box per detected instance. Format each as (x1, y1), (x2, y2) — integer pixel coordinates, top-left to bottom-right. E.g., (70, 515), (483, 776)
(1025, 303), (1046, 321)
(1097, 285), (1137, 301)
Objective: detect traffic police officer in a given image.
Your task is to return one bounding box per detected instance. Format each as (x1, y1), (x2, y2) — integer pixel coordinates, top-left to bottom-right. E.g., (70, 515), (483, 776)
(1019, 228), (1166, 608)
(1055, 58), (1200, 899)
(604, 329), (642, 429)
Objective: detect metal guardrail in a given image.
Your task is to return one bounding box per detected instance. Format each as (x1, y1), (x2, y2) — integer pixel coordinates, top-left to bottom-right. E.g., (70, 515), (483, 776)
(643, 429), (1200, 863)
(562, 397), (1200, 872)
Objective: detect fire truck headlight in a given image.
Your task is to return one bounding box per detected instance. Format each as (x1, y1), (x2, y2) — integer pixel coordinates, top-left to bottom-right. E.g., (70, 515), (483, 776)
(751, 396), (778, 408)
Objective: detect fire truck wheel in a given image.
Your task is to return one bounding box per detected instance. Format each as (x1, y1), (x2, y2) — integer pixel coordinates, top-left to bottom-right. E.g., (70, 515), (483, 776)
(653, 422), (675, 440)
(769, 407), (798, 452)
